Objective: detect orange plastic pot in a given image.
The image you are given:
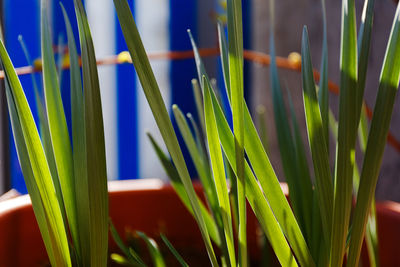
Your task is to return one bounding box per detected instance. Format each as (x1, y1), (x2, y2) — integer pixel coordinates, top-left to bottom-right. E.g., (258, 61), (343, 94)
(0, 179), (399, 266)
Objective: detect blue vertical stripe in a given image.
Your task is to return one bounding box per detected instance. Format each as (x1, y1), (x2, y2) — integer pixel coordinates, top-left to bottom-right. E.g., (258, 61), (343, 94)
(5, 0), (40, 193)
(169, 0), (197, 177)
(117, 0), (138, 179)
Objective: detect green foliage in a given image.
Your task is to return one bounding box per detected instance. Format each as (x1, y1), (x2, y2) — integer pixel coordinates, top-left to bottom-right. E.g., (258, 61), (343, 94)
(3, 0), (400, 266)
(1, 0), (109, 265)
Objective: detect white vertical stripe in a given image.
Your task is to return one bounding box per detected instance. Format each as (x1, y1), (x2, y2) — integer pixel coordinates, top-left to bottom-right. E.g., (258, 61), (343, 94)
(85, 0), (118, 180)
(135, 0), (170, 180)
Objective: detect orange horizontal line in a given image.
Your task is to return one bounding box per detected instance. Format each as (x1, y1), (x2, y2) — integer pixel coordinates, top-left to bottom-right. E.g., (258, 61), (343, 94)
(0, 47), (398, 154)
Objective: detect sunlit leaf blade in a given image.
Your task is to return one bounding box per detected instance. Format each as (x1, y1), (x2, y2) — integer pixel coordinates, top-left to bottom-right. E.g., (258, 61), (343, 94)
(114, 4), (218, 264)
(172, 105), (218, 220)
(60, 4), (92, 265)
(348, 4), (400, 266)
(146, 133), (221, 247)
(18, 35), (66, 225)
(189, 26), (313, 266)
(330, 0), (358, 264)
(226, 0), (247, 264)
(191, 79), (206, 137)
(136, 232), (166, 267)
(5, 83), (57, 266)
(160, 234), (189, 267)
(217, 22), (230, 98)
(319, 0), (329, 150)
(109, 220), (146, 267)
(211, 87), (313, 266)
(73, 0), (109, 265)
(207, 94), (297, 266)
(203, 77), (236, 266)
(0, 37), (71, 266)
(186, 113), (208, 163)
(41, 1), (80, 260)
(301, 27), (334, 247)
(172, 105), (230, 260)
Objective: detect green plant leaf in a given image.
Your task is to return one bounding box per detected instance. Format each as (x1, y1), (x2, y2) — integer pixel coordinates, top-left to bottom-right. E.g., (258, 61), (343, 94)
(5, 82), (58, 266)
(203, 77), (236, 266)
(60, 4), (92, 265)
(73, 0), (109, 265)
(268, 0), (311, 239)
(146, 133), (221, 247)
(217, 22), (231, 98)
(191, 79), (206, 138)
(172, 105), (218, 222)
(226, 0), (247, 263)
(301, 27), (334, 248)
(189, 26), (313, 266)
(109, 220), (146, 267)
(330, 0), (358, 264)
(0, 36), (71, 267)
(18, 34), (67, 226)
(160, 234), (189, 267)
(286, 86), (314, 246)
(319, 0), (329, 150)
(114, 2), (218, 265)
(41, 1), (79, 259)
(356, 0), (375, 123)
(137, 232), (166, 267)
(348, 3), (400, 266)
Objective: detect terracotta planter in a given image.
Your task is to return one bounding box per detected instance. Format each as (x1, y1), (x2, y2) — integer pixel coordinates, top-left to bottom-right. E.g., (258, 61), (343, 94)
(0, 179), (399, 266)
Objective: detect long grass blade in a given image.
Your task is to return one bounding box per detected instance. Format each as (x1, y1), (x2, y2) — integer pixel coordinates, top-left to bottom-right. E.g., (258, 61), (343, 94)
(146, 133), (221, 247)
(60, 4), (92, 265)
(268, 0), (311, 240)
(0, 37), (71, 267)
(41, 1), (79, 258)
(208, 93), (298, 266)
(286, 86), (314, 246)
(172, 105), (218, 221)
(301, 27), (334, 247)
(109, 220), (146, 267)
(160, 234), (189, 267)
(203, 77), (236, 266)
(226, 0), (247, 263)
(73, 0), (109, 265)
(348, 4), (400, 266)
(5, 83), (57, 266)
(191, 79), (206, 137)
(18, 35), (66, 225)
(356, 0), (375, 122)
(137, 232), (166, 267)
(330, 0), (358, 264)
(189, 27), (313, 266)
(319, 0), (329, 150)
(114, 3), (218, 264)
(217, 22), (230, 98)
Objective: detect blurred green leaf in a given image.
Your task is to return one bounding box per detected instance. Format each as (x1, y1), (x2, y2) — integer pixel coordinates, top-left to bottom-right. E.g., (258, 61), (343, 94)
(301, 27), (334, 248)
